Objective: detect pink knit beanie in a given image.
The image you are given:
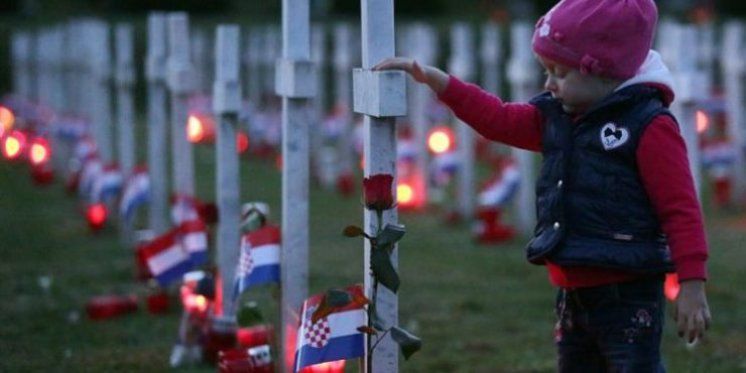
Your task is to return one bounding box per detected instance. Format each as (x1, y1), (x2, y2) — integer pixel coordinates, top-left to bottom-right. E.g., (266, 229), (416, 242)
(532, 0), (658, 80)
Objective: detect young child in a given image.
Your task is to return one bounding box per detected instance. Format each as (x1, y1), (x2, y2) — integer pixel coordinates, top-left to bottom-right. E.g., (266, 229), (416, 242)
(375, 0), (711, 370)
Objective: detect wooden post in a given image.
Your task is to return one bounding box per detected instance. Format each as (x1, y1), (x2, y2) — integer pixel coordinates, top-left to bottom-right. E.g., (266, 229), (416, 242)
(213, 24), (242, 323)
(35, 30), (53, 109)
(88, 21), (115, 164)
(115, 24), (136, 178)
(507, 22), (539, 235)
(146, 13), (170, 234)
(11, 32), (34, 100)
(166, 13), (196, 197)
(668, 24), (703, 196)
(480, 22), (502, 95)
(721, 21), (746, 205)
(311, 25), (331, 188)
(332, 23), (356, 180)
(354, 0), (407, 370)
(276, 1), (315, 371)
(245, 29), (263, 105)
(191, 29), (210, 94)
(449, 23), (476, 221)
(406, 23), (437, 203)
(13, 31), (37, 102)
(115, 23), (137, 241)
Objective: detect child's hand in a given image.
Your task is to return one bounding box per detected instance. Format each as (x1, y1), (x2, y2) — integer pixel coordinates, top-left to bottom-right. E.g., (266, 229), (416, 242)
(373, 57), (449, 94)
(673, 279), (712, 343)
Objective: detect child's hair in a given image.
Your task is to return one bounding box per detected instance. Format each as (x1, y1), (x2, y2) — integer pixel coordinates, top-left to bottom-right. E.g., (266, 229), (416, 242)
(532, 0), (658, 80)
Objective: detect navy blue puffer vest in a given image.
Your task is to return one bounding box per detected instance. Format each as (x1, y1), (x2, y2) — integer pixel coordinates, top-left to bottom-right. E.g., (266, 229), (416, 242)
(525, 84), (675, 273)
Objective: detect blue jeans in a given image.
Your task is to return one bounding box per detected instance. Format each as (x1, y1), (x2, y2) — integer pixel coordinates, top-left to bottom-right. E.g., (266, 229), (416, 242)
(555, 276), (666, 373)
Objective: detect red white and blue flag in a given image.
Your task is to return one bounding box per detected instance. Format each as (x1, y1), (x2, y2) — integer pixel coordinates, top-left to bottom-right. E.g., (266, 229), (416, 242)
(78, 156), (102, 199)
(141, 228), (192, 287)
(293, 285), (366, 372)
(171, 195), (200, 225)
(119, 168), (150, 220)
(233, 225), (281, 299)
(478, 160), (520, 208)
(179, 219), (209, 266)
(91, 164), (124, 203)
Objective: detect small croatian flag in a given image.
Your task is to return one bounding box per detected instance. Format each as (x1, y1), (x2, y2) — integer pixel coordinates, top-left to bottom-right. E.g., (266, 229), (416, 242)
(233, 225), (281, 299)
(179, 220), (209, 266)
(478, 161), (520, 208)
(141, 228), (192, 287)
(91, 164), (124, 203)
(293, 285), (366, 372)
(119, 168), (150, 220)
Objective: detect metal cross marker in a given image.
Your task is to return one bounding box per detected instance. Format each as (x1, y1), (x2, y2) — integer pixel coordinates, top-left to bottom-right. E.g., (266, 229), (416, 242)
(213, 24), (242, 323)
(449, 23), (476, 221)
(146, 13), (170, 235)
(508, 22), (539, 235)
(276, 0), (315, 371)
(354, 0), (407, 371)
(166, 13), (196, 197)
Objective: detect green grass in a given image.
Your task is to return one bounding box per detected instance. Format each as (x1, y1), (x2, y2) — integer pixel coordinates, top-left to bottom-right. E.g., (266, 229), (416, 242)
(2, 149), (746, 372)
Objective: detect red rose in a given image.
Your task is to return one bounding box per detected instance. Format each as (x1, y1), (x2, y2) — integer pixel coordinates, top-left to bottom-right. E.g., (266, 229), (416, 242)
(363, 174), (395, 211)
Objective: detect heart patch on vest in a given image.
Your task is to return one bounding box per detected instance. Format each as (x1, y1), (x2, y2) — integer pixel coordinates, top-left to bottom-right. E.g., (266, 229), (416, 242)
(600, 122), (629, 150)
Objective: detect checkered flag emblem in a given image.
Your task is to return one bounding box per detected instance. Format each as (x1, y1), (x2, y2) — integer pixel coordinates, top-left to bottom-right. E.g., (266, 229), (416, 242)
(237, 239), (254, 276)
(304, 306), (331, 348)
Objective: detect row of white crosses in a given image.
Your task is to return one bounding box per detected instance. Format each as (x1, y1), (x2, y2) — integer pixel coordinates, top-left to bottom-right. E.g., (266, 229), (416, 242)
(721, 21), (746, 205)
(658, 20), (706, 196)
(449, 23), (477, 220)
(508, 23), (540, 235)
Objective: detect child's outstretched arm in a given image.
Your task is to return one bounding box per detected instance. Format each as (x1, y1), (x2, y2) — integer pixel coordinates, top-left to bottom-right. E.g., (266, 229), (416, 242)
(373, 57), (449, 94)
(675, 280), (711, 343)
(374, 57), (543, 152)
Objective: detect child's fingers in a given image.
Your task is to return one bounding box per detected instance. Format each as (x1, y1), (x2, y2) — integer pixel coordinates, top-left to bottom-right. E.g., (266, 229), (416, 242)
(687, 314), (699, 343)
(704, 307), (712, 330)
(676, 311), (688, 338)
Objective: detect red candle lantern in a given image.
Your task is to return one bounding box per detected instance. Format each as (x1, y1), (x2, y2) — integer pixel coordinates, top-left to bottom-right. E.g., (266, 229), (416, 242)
(31, 164), (54, 185)
(28, 137), (51, 166)
(236, 132), (250, 154)
(427, 125), (455, 154)
(300, 360), (345, 373)
(86, 294), (138, 320)
(218, 345), (274, 373)
(2, 130), (26, 161)
(146, 291), (170, 314)
(86, 203), (108, 231)
(0, 105), (15, 134)
(236, 324), (273, 348)
(187, 113), (216, 144)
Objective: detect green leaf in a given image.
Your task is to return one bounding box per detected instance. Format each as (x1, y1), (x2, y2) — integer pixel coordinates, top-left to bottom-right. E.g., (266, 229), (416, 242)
(390, 326), (422, 360)
(371, 247), (399, 293)
(376, 223), (405, 248)
(326, 288), (353, 308)
(342, 225), (365, 238)
(236, 302), (264, 327)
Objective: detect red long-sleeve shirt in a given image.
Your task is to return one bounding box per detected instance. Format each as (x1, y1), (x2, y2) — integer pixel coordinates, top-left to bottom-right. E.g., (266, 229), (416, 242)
(438, 76), (708, 287)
